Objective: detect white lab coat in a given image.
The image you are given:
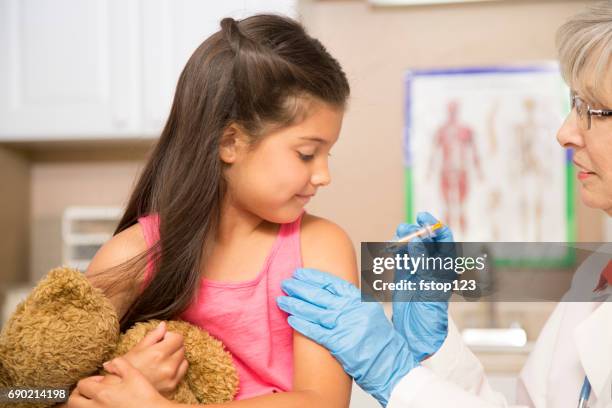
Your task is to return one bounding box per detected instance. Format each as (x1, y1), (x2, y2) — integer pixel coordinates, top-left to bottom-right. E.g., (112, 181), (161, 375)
(388, 245), (612, 408)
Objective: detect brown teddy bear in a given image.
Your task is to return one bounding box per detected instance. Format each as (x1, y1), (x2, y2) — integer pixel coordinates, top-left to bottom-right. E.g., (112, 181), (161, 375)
(0, 267), (238, 407)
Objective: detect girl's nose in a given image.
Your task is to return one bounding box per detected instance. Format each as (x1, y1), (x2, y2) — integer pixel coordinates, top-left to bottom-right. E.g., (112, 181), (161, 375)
(556, 110), (585, 149)
(311, 161), (331, 187)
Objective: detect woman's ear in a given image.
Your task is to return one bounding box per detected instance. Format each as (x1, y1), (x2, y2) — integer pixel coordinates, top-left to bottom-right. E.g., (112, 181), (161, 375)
(219, 124), (248, 164)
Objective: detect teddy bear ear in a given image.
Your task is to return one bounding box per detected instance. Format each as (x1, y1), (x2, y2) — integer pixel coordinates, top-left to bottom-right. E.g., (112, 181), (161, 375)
(0, 266), (120, 389)
(31, 267), (96, 307)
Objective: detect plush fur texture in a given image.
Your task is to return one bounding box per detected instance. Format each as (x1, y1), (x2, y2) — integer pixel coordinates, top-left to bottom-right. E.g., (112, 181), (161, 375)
(0, 267), (238, 407)
(111, 320), (239, 404)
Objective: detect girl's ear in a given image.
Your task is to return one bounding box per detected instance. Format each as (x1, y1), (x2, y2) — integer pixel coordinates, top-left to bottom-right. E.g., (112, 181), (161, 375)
(219, 124), (248, 164)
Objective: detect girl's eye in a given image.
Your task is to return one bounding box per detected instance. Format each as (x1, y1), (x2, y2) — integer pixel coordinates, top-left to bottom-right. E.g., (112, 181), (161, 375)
(298, 152), (315, 162)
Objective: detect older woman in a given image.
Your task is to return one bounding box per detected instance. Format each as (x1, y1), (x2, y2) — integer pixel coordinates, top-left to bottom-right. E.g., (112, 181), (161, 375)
(68, 3), (612, 408)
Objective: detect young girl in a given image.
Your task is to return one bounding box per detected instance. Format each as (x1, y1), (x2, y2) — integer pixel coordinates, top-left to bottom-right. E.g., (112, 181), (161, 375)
(68, 14), (357, 408)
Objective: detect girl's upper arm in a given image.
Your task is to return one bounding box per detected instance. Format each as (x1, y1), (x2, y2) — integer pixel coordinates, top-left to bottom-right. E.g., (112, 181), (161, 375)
(294, 214), (358, 407)
(84, 223), (148, 320)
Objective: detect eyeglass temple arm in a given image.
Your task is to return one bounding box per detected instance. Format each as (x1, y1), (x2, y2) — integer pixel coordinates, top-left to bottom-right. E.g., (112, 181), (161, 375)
(589, 109), (612, 117)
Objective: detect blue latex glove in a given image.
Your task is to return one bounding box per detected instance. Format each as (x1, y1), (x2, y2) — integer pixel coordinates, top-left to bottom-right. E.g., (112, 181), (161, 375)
(276, 268), (418, 407)
(392, 212), (456, 361)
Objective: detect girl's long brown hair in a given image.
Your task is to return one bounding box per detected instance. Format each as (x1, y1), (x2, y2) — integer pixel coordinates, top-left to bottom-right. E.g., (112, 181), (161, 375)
(92, 14), (349, 332)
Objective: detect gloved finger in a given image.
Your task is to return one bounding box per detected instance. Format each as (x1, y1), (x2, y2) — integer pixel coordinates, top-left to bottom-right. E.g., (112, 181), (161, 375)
(293, 268), (361, 299)
(281, 277), (345, 309)
(287, 315), (331, 347)
(405, 236), (428, 260)
(387, 223), (422, 256)
(276, 296), (338, 329)
(416, 212), (454, 243)
(406, 237), (446, 285)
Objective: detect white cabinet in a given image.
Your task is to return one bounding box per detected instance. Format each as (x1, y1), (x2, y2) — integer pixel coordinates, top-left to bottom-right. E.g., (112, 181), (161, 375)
(0, 0), (297, 141)
(0, 0), (142, 140)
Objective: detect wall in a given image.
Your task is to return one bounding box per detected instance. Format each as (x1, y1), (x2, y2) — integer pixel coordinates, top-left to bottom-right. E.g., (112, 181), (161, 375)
(0, 146), (29, 288)
(26, 140), (153, 281)
(297, 0), (603, 246)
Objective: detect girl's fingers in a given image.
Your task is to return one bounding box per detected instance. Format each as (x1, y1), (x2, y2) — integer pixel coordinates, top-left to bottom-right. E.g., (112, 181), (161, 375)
(102, 360), (117, 375)
(105, 356), (143, 380)
(68, 393), (97, 408)
(169, 346), (186, 369)
(175, 359), (189, 382)
(154, 330), (184, 355)
(136, 321), (167, 349)
(76, 377), (106, 400)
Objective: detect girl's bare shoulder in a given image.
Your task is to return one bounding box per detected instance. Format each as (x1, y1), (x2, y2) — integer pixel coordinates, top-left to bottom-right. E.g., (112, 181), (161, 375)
(84, 222), (148, 318)
(299, 213), (358, 285)
(85, 223), (147, 277)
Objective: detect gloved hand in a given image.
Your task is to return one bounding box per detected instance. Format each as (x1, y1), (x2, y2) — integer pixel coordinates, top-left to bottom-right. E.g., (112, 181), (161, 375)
(276, 268), (418, 407)
(392, 212), (456, 361)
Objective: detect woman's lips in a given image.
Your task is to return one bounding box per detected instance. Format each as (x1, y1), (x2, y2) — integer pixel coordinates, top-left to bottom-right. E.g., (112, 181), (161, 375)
(577, 171), (595, 180)
(573, 160), (595, 180)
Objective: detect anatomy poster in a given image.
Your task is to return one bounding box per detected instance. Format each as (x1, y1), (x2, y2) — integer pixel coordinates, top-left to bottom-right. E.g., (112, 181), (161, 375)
(404, 65), (573, 242)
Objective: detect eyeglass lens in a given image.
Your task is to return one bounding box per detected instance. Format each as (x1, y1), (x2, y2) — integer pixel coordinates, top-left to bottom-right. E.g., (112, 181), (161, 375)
(571, 93), (591, 130)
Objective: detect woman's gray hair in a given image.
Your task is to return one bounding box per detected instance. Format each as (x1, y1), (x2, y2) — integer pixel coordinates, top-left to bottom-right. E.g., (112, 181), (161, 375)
(556, 1), (612, 100)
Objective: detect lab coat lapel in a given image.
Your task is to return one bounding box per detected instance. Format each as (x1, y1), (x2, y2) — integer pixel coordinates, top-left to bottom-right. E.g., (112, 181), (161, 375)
(519, 303), (566, 407)
(574, 301), (612, 403)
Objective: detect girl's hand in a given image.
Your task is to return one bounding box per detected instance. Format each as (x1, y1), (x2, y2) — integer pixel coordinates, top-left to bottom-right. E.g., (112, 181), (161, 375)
(67, 357), (169, 408)
(122, 321), (189, 397)
(62, 374), (122, 407)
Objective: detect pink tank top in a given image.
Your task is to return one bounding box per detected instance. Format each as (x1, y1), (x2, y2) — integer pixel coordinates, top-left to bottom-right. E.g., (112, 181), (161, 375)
(137, 211), (304, 400)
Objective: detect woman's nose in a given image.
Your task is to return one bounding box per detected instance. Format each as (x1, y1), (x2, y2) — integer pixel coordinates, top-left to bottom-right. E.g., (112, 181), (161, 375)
(556, 110), (585, 149)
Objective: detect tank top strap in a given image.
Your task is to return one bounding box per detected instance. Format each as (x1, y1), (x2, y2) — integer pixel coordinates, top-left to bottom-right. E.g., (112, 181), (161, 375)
(137, 213), (161, 292)
(273, 209), (305, 275)
(138, 213), (160, 247)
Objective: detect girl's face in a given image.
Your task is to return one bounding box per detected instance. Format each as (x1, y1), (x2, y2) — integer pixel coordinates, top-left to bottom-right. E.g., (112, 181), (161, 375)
(557, 66), (612, 215)
(222, 101), (344, 223)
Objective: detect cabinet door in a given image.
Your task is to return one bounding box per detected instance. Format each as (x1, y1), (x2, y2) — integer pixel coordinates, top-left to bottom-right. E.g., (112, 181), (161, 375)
(0, 0), (142, 140)
(141, 0), (298, 135)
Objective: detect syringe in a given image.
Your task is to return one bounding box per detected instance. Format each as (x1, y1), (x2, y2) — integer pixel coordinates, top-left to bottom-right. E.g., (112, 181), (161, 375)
(385, 221), (444, 252)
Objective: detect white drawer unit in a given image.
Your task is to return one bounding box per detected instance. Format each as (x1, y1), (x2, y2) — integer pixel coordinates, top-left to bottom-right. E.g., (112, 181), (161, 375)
(0, 0), (298, 141)
(61, 206), (122, 271)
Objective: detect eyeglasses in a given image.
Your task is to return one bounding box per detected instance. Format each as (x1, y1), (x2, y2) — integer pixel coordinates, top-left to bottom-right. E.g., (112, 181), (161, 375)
(570, 91), (612, 130)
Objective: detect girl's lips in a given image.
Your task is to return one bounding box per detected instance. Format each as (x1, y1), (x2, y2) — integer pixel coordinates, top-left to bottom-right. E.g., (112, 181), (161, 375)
(295, 194), (312, 204)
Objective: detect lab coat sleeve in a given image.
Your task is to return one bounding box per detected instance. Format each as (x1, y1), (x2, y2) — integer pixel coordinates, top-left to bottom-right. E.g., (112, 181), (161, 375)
(387, 317), (510, 407)
(387, 366), (506, 408)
